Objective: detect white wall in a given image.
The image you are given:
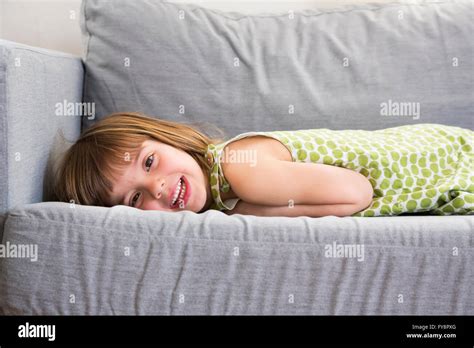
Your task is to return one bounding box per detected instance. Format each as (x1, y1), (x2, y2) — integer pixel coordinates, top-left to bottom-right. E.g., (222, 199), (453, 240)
(0, 0), (398, 56)
(1, 0), (83, 55)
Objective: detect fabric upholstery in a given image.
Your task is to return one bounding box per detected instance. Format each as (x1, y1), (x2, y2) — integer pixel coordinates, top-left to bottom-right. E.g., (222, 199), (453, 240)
(0, 39), (84, 216)
(81, 0), (473, 136)
(1, 202), (472, 315)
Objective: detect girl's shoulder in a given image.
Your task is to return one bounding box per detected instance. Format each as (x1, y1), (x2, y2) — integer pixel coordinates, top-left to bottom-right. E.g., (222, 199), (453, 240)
(208, 131), (293, 209)
(222, 133), (292, 163)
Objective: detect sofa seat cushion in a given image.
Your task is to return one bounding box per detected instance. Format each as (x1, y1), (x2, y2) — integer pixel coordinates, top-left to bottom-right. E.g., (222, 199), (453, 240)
(1, 202), (472, 314)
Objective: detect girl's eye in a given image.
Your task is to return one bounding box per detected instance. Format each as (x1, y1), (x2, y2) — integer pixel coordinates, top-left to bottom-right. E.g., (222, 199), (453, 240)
(131, 192), (140, 207)
(130, 154), (156, 207)
(145, 154), (154, 173)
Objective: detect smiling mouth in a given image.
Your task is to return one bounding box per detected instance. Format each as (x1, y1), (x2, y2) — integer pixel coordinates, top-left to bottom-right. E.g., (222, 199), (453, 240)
(170, 176), (190, 209)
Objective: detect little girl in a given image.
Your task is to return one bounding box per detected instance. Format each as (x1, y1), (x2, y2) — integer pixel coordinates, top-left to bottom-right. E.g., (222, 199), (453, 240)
(53, 112), (473, 217)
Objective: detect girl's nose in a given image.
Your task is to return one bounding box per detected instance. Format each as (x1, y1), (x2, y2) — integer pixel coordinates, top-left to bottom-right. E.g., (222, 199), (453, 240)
(154, 180), (165, 200)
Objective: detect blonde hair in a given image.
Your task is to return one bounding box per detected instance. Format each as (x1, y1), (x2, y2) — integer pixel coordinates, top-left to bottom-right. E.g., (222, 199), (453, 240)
(53, 112), (226, 207)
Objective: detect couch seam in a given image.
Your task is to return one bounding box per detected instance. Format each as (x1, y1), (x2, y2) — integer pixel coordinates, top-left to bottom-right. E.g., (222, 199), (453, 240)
(4, 214), (474, 249)
(0, 46), (10, 214)
(81, 0), (91, 134)
(162, 0), (455, 22)
(0, 41), (80, 60)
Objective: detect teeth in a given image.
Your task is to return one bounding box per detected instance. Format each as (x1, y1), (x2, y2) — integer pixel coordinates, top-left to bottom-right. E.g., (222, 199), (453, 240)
(179, 182), (186, 209)
(179, 181), (186, 199)
(172, 178), (187, 206)
(172, 179), (182, 205)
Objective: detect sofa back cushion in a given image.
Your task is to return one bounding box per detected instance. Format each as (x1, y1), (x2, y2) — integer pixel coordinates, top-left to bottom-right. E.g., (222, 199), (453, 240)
(81, 0), (473, 136)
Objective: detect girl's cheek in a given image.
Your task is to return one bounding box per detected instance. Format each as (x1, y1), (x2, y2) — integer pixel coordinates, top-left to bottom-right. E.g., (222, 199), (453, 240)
(141, 201), (161, 211)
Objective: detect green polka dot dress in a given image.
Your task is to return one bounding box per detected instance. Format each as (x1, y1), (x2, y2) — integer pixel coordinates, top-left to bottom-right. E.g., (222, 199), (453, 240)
(206, 123), (473, 216)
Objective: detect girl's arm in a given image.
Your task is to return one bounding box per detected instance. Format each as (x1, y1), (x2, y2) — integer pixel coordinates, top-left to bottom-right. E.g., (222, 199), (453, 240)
(225, 200), (369, 217)
(222, 157), (373, 209)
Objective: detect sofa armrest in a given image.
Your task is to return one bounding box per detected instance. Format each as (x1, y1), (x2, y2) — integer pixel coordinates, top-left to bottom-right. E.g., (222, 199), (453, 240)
(0, 39), (84, 218)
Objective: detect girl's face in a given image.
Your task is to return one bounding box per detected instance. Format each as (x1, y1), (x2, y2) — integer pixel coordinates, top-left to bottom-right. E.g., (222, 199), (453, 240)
(108, 139), (213, 212)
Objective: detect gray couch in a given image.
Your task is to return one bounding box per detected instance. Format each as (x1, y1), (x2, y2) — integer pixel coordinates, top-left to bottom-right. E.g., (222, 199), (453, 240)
(0, 0), (473, 315)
